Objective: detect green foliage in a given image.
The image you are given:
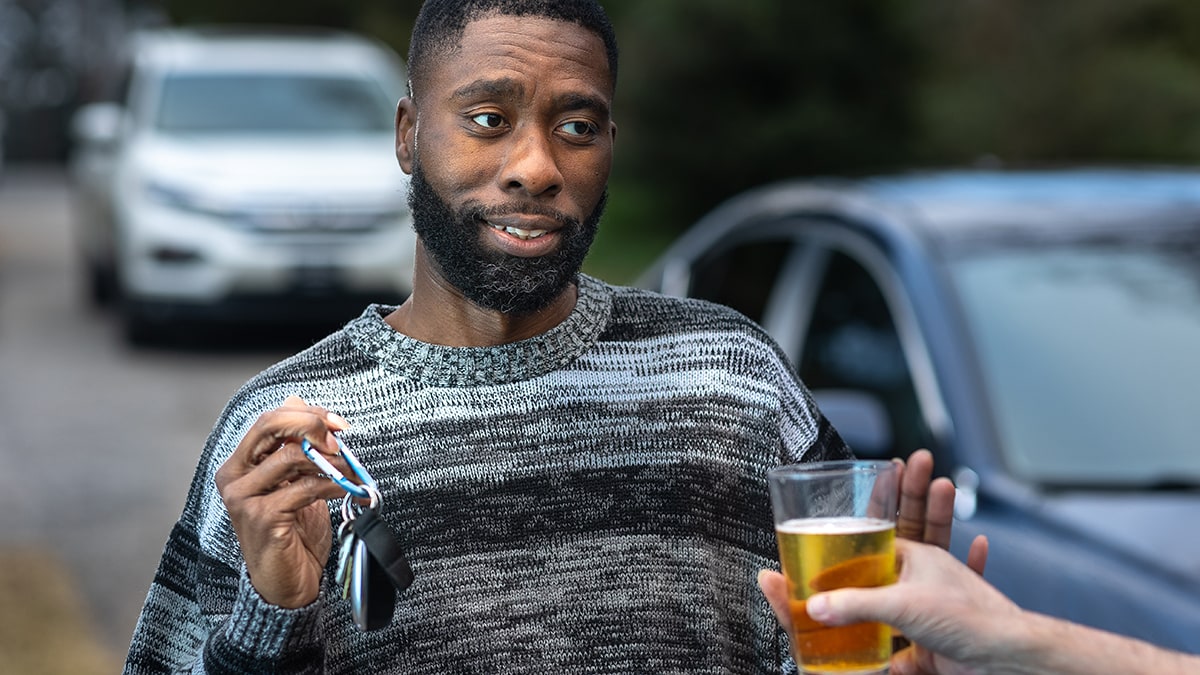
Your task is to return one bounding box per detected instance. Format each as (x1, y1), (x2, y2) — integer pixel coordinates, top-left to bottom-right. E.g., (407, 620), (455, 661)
(913, 0), (1200, 164)
(609, 0), (923, 232)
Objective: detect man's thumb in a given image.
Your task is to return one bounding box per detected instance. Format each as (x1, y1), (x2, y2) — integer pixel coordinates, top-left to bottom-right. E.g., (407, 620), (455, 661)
(805, 587), (881, 626)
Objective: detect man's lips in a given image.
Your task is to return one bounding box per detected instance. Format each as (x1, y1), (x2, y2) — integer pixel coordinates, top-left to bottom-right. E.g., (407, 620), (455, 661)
(483, 214), (562, 241)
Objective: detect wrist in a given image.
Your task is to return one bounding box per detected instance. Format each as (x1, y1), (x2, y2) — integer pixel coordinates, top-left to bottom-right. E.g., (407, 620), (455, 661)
(954, 609), (1066, 675)
(1000, 610), (1198, 675)
(1001, 611), (1065, 674)
(221, 567), (325, 658)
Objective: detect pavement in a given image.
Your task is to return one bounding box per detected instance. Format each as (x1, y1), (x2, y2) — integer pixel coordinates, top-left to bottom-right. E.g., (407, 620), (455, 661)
(0, 549), (121, 674)
(0, 165), (123, 672)
(0, 165), (292, 673)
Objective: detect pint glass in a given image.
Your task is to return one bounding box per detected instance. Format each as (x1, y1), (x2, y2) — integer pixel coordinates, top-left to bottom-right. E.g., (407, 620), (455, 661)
(767, 460), (900, 675)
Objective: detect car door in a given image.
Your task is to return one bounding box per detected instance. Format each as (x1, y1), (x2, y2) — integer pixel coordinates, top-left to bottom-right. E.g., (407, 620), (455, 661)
(683, 217), (948, 466)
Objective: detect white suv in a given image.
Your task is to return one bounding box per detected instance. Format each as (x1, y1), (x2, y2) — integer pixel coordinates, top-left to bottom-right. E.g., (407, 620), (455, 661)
(69, 27), (414, 342)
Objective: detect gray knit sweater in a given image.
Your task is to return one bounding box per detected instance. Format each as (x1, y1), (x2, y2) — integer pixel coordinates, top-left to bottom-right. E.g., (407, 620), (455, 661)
(123, 275), (849, 674)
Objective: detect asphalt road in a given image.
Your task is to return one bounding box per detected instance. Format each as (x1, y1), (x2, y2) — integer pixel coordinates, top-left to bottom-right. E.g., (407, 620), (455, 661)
(0, 166), (304, 658)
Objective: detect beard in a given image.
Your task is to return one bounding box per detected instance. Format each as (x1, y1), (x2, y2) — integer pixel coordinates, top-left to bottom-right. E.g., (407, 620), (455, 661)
(407, 160), (605, 315)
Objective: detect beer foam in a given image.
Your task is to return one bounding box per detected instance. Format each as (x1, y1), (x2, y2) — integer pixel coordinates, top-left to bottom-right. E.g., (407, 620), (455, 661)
(776, 516), (894, 535)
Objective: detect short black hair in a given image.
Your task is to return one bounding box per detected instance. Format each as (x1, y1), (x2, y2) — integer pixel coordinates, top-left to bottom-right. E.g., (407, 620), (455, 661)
(407, 0), (618, 99)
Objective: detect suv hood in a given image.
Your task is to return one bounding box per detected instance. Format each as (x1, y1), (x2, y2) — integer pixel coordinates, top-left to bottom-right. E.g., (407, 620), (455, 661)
(1041, 492), (1200, 582)
(128, 133), (407, 210)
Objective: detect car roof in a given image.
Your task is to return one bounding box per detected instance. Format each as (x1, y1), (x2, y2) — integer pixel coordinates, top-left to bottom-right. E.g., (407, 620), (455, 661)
(129, 26), (404, 77)
(818, 167), (1200, 246)
(642, 166), (1200, 290)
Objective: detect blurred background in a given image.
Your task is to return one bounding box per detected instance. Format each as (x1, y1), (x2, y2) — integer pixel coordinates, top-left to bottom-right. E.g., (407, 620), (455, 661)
(3, 0), (1200, 672)
(7, 0), (1200, 276)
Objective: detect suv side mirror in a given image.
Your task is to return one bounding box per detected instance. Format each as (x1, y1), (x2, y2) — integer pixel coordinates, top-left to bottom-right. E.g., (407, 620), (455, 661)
(71, 102), (126, 150)
(811, 388), (893, 459)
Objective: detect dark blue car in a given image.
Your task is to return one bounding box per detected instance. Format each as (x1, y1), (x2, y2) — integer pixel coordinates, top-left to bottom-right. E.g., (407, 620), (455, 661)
(637, 168), (1200, 653)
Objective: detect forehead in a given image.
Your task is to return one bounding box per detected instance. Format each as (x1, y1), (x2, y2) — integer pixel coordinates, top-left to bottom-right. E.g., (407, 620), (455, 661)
(424, 14), (613, 102)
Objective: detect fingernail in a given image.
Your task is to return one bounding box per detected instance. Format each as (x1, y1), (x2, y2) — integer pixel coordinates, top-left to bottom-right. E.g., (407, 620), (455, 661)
(327, 412), (350, 429)
(806, 594), (831, 621)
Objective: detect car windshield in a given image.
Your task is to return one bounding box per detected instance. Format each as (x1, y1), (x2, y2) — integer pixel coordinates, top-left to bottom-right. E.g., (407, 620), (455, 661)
(949, 235), (1200, 487)
(155, 73), (394, 134)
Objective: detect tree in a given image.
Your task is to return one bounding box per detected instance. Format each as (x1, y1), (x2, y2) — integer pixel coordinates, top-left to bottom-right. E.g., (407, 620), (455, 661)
(610, 0), (924, 231)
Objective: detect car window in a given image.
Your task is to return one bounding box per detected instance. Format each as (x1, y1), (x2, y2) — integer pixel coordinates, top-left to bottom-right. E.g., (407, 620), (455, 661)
(798, 250), (935, 460)
(689, 238), (793, 323)
(155, 74), (394, 134)
(950, 241), (1200, 486)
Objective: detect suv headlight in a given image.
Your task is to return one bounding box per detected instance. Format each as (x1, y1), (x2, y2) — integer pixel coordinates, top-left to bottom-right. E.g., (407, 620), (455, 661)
(141, 178), (220, 215)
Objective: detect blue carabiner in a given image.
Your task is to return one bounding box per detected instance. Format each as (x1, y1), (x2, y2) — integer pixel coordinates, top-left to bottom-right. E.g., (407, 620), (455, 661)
(302, 435), (377, 499)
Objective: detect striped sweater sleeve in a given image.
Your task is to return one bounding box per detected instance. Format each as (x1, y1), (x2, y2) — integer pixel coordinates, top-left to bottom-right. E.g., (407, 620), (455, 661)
(124, 401), (327, 674)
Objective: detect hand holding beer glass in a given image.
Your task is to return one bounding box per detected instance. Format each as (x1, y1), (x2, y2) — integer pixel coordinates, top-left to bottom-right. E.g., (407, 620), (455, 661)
(768, 461), (900, 674)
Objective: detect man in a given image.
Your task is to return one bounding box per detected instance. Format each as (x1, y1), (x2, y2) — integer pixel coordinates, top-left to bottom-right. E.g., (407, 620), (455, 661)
(759, 537), (1200, 675)
(123, 1), (956, 673)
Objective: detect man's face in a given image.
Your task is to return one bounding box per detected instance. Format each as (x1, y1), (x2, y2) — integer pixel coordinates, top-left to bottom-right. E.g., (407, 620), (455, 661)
(398, 15), (617, 314)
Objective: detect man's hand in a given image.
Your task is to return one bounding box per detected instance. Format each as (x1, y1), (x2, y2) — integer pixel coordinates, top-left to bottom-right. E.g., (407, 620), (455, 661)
(894, 449), (956, 549)
(215, 395), (352, 608)
(888, 448), (975, 665)
(759, 538), (992, 675)
(784, 537), (1003, 675)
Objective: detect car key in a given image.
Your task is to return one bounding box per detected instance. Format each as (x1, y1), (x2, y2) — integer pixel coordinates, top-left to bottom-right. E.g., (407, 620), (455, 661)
(335, 520), (356, 600)
(349, 537), (375, 630)
(308, 439), (413, 631)
(347, 506), (412, 631)
(353, 506), (415, 594)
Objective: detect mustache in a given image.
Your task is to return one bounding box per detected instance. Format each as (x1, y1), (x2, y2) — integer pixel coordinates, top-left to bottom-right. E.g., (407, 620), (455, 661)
(463, 201), (578, 229)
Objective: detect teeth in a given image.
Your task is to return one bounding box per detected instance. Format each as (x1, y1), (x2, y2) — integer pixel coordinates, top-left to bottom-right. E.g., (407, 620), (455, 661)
(491, 223), (548, 240)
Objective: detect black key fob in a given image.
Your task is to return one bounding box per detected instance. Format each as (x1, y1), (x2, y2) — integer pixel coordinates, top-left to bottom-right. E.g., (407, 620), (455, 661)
(348, 507), (414, 631)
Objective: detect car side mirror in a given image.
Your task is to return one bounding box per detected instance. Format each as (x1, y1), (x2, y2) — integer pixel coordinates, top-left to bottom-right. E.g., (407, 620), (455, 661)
(70, 102), (126, 150)
(810, 388), (893, 459)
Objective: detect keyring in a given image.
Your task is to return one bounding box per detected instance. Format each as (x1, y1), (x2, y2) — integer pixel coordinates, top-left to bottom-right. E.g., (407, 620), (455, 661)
(341, 484), (382, 523)
(302, 435), (377, 499)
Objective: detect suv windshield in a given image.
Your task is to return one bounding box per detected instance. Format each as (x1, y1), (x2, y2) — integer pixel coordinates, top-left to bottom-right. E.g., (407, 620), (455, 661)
(950, 237), (1200, 487)
(155, 73), (393, 134)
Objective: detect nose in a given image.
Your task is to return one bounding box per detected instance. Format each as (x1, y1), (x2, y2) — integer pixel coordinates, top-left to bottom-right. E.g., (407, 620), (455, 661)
(500, 127), (563, 198)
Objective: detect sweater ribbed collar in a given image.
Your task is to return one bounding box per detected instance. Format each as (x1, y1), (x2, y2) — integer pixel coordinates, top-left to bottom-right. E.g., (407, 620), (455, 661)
(344, 274), (613, 387)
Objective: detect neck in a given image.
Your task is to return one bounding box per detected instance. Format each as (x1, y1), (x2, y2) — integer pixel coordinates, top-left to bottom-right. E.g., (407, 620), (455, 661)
(385, 245), (578, 347)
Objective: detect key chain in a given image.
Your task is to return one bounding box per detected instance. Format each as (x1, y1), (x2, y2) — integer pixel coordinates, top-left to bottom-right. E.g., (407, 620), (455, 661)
(303, 434), (414, 631)
(302, 435), (376, 499)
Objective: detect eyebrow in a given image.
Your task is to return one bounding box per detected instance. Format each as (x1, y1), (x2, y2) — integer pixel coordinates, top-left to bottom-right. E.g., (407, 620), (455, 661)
(553, 92), (611, 119)
(450, 77), (610, 118)
(450, 77), (524, 104)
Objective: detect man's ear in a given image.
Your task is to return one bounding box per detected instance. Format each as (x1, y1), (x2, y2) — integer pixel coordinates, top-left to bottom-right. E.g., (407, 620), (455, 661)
(395, 97), (417, 174)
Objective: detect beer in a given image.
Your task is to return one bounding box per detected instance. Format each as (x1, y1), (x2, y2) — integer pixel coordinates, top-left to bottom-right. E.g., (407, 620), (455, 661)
(776, 516), (896, 674)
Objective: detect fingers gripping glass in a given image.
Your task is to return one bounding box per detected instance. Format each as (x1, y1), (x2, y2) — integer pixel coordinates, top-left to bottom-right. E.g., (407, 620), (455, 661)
(301, 435), (377, 499)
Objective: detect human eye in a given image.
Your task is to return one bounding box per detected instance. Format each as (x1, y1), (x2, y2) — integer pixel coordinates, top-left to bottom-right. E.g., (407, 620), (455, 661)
(469, 112), (506, 130)
(559, 119), (599, 140)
